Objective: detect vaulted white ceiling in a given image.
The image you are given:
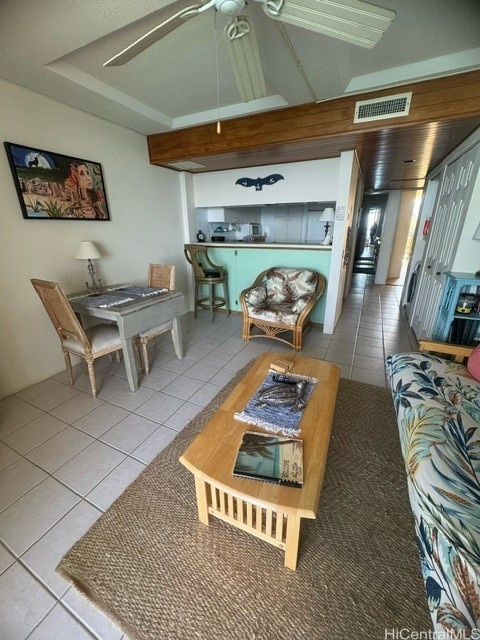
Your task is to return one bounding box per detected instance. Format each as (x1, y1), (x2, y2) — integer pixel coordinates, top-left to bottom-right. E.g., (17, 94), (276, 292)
(1, 0), (479, 135)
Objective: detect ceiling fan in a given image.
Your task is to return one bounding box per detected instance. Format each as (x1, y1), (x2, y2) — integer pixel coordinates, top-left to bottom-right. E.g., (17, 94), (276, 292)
(104, 0), (395, 103)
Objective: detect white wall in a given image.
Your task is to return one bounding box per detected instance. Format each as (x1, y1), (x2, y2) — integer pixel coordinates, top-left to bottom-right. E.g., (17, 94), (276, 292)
(193, 159), (340, 207)
(323, 151), (362, 332)
(0, 79), (187, 398)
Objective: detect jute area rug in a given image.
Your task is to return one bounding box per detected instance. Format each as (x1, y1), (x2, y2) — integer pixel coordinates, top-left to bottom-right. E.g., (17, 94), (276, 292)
(57, 360), (431, 640)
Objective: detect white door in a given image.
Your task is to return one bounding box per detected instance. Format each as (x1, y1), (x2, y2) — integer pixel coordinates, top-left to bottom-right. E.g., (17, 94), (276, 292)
(273, 210), (303, 243)
(273, 212), (288, 242)
(286, 212), (302, 243)
(411, 142), (480, 339)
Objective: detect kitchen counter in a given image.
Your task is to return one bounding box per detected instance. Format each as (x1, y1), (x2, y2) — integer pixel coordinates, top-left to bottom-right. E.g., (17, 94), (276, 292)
(196, 242), (332, 250)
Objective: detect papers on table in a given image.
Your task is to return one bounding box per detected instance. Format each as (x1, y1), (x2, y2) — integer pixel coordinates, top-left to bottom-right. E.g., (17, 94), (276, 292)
(112, 286), (168, 297)
(76, 294), (134, 308)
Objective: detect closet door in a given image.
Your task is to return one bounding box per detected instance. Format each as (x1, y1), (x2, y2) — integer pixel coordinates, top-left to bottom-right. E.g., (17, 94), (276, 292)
(411, 142), (480, 339)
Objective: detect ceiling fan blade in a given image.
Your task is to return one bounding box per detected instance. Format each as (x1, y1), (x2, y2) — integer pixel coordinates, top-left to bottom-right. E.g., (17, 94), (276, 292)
(263, 0), (395, 48)
(104, 3), (205, 66)
(225, 17), (267, 102)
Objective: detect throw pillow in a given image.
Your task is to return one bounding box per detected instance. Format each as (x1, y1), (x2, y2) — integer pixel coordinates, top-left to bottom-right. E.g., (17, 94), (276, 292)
(247, 286), (267, 306)
(467, 344), (480, 381)
(266, 269), (291, 303)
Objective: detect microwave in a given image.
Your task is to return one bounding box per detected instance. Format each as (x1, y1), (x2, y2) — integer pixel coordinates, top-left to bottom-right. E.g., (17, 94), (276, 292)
(249, 223), (261, 236)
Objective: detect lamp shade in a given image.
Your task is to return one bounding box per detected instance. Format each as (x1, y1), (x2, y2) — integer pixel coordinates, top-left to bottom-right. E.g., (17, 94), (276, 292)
(317, 207), (335, 222)
(75, 241), (101, 260)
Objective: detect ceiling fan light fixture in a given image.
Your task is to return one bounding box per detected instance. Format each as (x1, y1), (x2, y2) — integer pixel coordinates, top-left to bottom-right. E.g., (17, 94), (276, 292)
(216, 0), (246, 15)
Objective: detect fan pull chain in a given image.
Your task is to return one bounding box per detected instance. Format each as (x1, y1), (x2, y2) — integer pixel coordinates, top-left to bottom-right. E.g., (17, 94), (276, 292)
(214, 11), (221, 134)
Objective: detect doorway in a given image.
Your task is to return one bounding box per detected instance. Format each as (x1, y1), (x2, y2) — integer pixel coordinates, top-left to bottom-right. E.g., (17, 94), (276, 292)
(353, 194), (388, 276)
(386, 193), (422, 287)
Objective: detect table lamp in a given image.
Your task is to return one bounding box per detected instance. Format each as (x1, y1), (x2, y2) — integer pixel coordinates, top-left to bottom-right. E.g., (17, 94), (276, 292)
(75, 241), (102, 292)
(318, 208), (335, 245)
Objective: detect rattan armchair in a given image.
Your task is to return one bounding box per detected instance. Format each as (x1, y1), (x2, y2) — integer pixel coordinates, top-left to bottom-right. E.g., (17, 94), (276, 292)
(240, 267), (325, 351)
(31, 278), (123, 397)
(137, 264), (179, 374)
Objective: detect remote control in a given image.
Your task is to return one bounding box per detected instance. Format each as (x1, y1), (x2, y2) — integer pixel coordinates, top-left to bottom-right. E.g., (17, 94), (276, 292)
(272, 374), (297, 384)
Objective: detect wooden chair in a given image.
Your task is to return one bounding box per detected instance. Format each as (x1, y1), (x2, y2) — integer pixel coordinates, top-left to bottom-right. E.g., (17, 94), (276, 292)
(184, 244), (229, 322)
(31, 278), (123, 397)
(148, 263), (175, 291)
(418, 340), (474, 363)
(240, 267), (325, 351)
(137, 264), (178, 374)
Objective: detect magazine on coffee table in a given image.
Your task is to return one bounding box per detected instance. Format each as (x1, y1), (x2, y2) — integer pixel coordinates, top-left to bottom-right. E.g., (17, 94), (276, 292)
(233, 431), (303, 488)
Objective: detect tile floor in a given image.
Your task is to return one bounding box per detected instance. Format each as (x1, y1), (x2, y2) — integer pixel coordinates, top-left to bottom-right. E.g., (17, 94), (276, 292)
(0, 275), (418, 639)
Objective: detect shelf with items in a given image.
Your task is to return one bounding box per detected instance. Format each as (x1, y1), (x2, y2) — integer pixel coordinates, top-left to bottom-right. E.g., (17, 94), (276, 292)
(433, 272), (480, 346)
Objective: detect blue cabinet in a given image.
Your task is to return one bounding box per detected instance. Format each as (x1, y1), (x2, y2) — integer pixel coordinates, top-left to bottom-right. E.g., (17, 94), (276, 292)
(433, 272), (480, 345)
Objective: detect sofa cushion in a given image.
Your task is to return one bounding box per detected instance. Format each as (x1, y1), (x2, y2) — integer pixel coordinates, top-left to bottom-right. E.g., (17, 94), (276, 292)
(386, 351), (480, 637)
(467, 344), (480, 381)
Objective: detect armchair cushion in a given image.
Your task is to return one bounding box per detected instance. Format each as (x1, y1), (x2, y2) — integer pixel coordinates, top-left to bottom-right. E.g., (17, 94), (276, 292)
(265, 268), (318, 304)
(291, 294), (313, 314)
(246, 304), (300, 326)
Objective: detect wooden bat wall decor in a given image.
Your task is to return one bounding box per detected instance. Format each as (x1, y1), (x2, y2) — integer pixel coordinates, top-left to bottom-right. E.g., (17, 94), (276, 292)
(235, 174), (284, 191)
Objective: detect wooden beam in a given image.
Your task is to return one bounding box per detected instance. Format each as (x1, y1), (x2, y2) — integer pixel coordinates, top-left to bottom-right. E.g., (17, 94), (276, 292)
(147, 70), (480, 166)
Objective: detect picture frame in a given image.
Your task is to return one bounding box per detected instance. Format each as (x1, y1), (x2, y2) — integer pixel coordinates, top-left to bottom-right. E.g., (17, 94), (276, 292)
(4, 142), (110, 220)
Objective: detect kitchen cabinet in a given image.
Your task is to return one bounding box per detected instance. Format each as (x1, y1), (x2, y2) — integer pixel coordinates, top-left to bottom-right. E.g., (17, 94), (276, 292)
(272, 211), (302, 243)
(206, 208), (227, 222)
(433, 272), (480, 345)
(205, 207), (261, 223)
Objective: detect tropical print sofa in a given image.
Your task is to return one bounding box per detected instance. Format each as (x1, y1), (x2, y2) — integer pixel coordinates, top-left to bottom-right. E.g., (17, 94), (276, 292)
(239, 267), (325, 350)
(386, 351), (480, 637)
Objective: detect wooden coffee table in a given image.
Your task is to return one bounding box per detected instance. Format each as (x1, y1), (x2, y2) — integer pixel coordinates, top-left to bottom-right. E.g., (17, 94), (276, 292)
(179, 352), (340, 570)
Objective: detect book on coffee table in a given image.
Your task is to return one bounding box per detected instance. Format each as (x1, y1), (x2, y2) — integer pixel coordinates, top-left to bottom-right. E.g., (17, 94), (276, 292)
(233, 431), (303, 488)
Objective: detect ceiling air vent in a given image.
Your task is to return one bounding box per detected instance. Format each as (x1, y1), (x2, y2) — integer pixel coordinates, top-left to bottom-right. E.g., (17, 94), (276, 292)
(354, 92), (412, 123)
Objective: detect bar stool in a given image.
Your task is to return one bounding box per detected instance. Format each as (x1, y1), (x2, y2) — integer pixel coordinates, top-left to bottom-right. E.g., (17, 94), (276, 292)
(184, 244), (229, 322)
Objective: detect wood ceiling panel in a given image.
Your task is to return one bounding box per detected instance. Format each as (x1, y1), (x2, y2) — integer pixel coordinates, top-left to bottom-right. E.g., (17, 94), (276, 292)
(147, 73), (480, 191)
(171, 117), (480, 190)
